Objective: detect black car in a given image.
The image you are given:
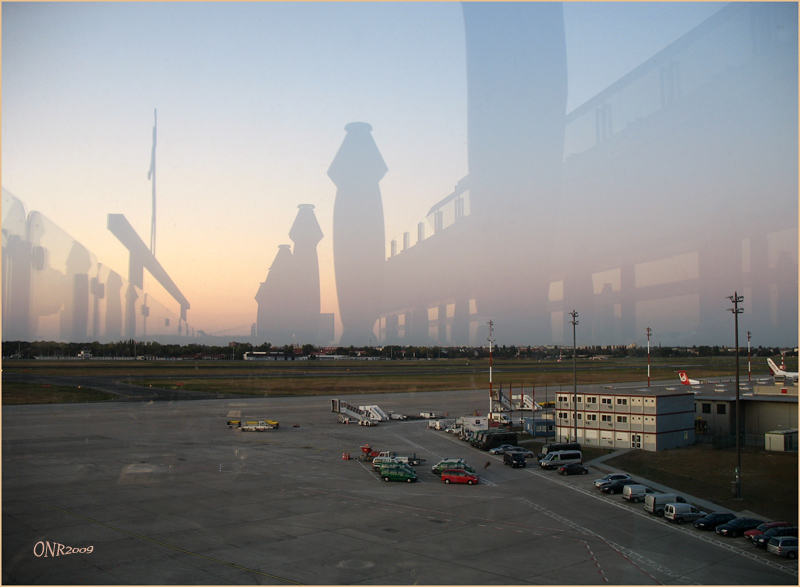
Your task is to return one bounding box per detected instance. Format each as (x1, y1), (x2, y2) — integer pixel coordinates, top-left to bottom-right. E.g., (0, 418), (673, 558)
(694, 512), (737, 530)
(558, 463), (588, 475)
(503, 452), (526, 468)
(752, 526), (799, 548)
(716, 517), (764, 537)
(599, 478), (638, 494)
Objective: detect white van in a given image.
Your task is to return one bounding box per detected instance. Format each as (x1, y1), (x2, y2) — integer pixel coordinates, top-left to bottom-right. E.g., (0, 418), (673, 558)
(539, 450), (582, 470)
(664, 503), (707, 524)
(644, 493), (688, 516)
(622, 484), (654, 503)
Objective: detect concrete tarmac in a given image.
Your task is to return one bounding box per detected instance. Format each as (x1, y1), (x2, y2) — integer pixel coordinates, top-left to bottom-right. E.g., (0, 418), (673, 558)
(3, 389), (797, 585)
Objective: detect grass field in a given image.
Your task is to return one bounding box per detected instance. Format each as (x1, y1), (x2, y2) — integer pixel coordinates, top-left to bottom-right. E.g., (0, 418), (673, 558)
(2, 356), (749, 404)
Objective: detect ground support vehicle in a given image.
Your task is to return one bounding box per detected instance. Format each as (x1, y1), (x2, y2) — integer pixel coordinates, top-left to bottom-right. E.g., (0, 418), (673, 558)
(240, 420), (279, 432)
(228, 419), (279, 429)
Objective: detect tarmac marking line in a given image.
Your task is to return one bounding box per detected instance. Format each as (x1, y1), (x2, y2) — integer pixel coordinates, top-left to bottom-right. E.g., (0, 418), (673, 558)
(25, 500), (304, 585)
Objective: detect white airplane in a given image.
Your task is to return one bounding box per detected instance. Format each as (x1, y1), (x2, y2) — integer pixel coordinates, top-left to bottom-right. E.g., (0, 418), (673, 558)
(767, 358), (798, 382)
(678, 371), (701, 385)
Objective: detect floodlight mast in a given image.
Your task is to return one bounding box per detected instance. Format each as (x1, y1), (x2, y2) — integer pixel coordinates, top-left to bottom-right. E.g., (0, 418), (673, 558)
(487, 320), (494, 417)
(728, 292), (744, 499)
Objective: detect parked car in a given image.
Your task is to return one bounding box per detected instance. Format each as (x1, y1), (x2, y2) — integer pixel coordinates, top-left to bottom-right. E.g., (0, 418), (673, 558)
(431, 459), (475, 476)
(441, 469), (479, 485)
(715, 517), (764, 537)
(558, 463), (588, 475)
(594, 473), (631, 489)
(622, 484), (654, 503)
(744, 521), (791, 541)
(503, 452), (526, 468)
(766, 536), (798, 559)
(752, 526), (798, 548)
(379, 465), (417, 483)
(664, 503), (707, 524)
(644, 493), (687, 517)
(539, 450), (583, 470)
(600, 478), (638, 495)
(504, 447), (534, 458)
(488, 444), (516, 455)
(693, 512), (737, 530)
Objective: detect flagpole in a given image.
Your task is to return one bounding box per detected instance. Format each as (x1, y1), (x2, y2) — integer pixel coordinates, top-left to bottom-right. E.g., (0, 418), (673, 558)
(148, 109), (157, 256)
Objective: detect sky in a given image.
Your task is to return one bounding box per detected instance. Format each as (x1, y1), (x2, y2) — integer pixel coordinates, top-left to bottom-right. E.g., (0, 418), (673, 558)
(3, 1), (790, 343)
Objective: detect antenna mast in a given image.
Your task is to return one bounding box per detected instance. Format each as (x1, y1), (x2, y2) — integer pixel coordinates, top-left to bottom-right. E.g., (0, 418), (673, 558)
(147, 109), (157, 256)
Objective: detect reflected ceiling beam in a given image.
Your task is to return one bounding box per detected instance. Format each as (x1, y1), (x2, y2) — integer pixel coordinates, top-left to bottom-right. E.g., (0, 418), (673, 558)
(107, 213), (190, 322)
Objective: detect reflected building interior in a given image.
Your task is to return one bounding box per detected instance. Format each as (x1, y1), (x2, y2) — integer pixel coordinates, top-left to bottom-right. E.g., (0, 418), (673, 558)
(1, 2), (797, 347)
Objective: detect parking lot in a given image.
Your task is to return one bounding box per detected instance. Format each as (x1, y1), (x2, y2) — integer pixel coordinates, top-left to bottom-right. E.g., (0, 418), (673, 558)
(3, 389), (797, 584)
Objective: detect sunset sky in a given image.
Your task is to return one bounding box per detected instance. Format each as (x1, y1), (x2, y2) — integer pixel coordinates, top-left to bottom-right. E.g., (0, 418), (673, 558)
(2, 2), (741, 339)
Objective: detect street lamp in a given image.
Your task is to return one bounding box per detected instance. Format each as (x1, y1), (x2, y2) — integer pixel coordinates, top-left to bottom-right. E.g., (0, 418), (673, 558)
(487, 320), (494, 417)
(728, 292), (744, 499)
(646, 327), (652, 387)
(569, 310), (579, 443)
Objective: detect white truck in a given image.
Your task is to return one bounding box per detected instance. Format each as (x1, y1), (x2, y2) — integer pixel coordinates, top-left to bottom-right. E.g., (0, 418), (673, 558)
(420, 411), (445, 419)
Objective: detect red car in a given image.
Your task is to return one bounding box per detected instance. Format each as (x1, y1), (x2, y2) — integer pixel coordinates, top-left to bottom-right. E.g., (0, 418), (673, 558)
(441, 468), (479, 485)
(744, 521), (790, 541)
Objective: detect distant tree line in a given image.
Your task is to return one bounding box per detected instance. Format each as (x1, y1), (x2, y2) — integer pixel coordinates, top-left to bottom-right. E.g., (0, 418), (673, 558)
(2, 340), (792, 361)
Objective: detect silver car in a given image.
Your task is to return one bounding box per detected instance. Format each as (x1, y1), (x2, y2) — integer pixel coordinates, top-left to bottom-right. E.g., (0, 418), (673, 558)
(766, 536), (798, 559)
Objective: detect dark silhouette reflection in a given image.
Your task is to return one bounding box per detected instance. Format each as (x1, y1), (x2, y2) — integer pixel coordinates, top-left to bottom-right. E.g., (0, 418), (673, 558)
(328, 122), (387, 345)
(256, 244), (295, 343)
(289, 204), (324, 343)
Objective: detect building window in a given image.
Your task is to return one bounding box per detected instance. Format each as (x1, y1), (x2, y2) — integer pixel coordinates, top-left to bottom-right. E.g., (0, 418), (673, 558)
(586, 397), (597, 404)
(586, 414), (597, 421)
(617, 416), (628, 423)
(717, 404), (726, 415)
(616, 398), (628, 406)
(601, 415), (612, 422)
(601, 398), (612, 405)
(558, 412), (569, 420)
(702, 403), (711, 414)
(559, 396), (569, 403)
(577, 397), (582, 403)
(577, 413), (582, 420)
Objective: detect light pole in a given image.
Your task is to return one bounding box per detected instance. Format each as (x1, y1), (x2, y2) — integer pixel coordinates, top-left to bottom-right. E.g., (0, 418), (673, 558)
(728, 292), (744, 499)
(646, 327), (652, 387)
(569, 310), (579, 443)
(747, 331), (751, 382)
(487, 320), (494, 417)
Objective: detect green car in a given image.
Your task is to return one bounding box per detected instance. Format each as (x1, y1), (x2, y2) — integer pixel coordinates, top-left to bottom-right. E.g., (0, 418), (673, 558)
(379, 464), (417, 482)
(431, 459), (476, 476)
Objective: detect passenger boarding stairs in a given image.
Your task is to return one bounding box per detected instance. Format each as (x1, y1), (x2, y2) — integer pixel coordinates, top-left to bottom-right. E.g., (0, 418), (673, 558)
(330, 399), (387, 423)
